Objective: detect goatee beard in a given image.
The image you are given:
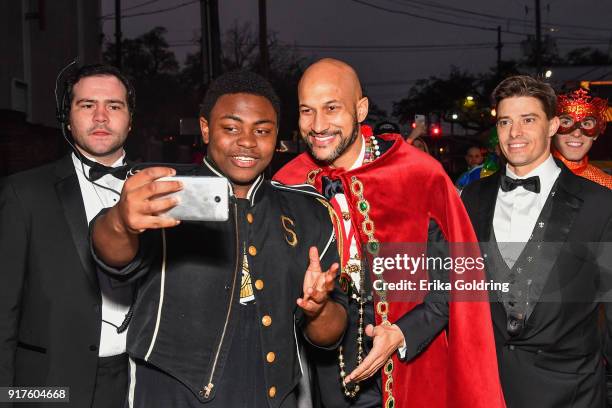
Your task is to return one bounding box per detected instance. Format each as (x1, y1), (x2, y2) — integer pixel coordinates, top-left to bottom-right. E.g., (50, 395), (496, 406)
(305, 120), (360, 165)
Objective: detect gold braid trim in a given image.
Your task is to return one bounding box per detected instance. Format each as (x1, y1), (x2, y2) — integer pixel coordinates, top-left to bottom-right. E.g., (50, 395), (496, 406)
(316, 198), (344, 278)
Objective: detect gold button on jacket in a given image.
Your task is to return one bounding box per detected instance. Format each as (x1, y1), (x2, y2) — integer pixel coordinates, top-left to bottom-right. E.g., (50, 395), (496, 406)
(266, 352), (276, 363)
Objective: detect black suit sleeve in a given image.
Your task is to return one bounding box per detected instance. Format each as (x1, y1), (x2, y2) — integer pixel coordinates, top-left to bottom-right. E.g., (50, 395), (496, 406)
(0, 179), (28, 386)
(600, 214), (612, 360)
(595, 212), (612, 406)
(89, 207), (158, 283)
(394, 219), (450, 361)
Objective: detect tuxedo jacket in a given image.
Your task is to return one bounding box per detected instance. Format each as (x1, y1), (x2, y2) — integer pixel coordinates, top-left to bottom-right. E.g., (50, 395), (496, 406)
(461, 162), (612, 408)
(0, 155), (106, 407)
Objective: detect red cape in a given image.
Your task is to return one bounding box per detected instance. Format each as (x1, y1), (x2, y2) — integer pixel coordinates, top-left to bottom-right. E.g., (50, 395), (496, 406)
(274, 130), (505, 408)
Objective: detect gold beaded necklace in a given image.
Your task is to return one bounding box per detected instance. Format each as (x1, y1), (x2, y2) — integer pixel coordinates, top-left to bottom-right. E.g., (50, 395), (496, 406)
(337, 137), (394, 406)
(306, 135), (392, 402)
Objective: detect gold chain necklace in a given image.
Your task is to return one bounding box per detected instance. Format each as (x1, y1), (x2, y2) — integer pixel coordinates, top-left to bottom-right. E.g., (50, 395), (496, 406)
(305, 136), (393, 404)
(345, 175), (395, 406)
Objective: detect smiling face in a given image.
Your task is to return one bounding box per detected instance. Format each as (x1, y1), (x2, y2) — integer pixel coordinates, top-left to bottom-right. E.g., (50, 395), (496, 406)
(553, 123), (595, 162)
(496, 96), (559, 176)
(298, 59), (369, 169)
(68, 75), (131, 165)
(200, 93), (277, 198)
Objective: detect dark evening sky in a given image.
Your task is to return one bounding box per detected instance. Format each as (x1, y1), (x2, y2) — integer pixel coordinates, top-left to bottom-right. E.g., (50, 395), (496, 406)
(100, 0), (612, 112)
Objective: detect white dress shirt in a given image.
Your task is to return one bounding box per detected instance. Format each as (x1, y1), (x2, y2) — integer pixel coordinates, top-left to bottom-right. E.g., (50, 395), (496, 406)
(493, 154), (561, 267)
(332, 136), (366, 289)
(72, 153), (132, 357)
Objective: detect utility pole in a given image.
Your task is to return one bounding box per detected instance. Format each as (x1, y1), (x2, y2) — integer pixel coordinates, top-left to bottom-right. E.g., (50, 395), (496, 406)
(496, 25), (503, 79)
(258, 0), (270, 78)
(115, 0), (122, 69)
(534, 0), (542, 76)
(199, 0), (221, 85)
(200, 0), (212, 84)
(210, 0), (221, 79)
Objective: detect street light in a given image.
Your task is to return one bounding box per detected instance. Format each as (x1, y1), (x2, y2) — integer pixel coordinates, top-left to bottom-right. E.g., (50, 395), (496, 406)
(545, 70), (552, 78)
(463, 95), (476, 109)
(451, 113), (459, 120)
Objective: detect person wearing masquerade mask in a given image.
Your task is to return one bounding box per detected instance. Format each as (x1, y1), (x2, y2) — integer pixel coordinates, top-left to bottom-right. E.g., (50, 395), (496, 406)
(553, 88), (612, 189)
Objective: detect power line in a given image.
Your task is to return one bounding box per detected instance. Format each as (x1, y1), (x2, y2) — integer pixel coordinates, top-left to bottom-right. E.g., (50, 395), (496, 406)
(293, 42), (517, 49)
(388, 0), (530, 26)
(101, 0), (162, 19)
(349, 0), (609, 42)
(123, 0), (162, 12)
(295, 45), (506, 54)
(383, 0), (526, 28)
(121, 0), (160, 11)
(166, 38), (608, 52)
(391, 0), (611, 33)
(350, 0), (508, 33)
(101, 0), (199, 20)
(170, 38), (507, 48)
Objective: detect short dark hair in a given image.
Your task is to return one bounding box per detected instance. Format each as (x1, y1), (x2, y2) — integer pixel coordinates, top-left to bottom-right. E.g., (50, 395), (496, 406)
(491, 75), (557, 119)
(61, 64), (136, 122)
(200, 70), (280, 123)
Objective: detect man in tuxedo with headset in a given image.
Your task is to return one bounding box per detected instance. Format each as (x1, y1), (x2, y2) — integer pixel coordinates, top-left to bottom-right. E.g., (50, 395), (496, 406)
(462, 75), (612, 407)
(0, 64), (134, 407)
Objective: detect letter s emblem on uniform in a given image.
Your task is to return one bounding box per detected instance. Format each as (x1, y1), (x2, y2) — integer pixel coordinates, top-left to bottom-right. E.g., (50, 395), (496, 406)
(281, 216), (298, 247)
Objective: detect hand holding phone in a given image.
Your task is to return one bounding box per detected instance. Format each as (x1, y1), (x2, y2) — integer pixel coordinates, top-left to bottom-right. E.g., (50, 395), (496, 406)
(408, 114), (427, 141)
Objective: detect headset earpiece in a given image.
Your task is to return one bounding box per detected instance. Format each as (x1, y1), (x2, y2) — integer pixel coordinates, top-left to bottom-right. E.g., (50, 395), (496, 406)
(54, 59), (78, 133)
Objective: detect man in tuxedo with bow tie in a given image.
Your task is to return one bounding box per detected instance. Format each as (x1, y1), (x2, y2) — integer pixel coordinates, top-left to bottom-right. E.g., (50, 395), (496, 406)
(461, 75), (612, 407)
(0, 64), (134, 407)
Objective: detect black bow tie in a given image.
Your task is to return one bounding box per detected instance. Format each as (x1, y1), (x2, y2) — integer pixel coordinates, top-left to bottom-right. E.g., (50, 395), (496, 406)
(321, 176), (344, 200)
(78, 155), (129, 181)
(500, 174), (541, 193)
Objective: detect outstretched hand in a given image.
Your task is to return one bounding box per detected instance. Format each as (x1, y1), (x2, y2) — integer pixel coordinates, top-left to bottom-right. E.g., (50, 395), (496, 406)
(343, 323), (405, 384)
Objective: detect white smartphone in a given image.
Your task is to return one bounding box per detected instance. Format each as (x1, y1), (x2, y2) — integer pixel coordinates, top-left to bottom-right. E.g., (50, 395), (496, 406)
(158, 176), (229, 222)
(415, 114), (426, 125)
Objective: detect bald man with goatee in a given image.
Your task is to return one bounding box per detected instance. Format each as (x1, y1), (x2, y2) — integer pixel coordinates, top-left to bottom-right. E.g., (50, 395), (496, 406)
(275, 59), (505, 408)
